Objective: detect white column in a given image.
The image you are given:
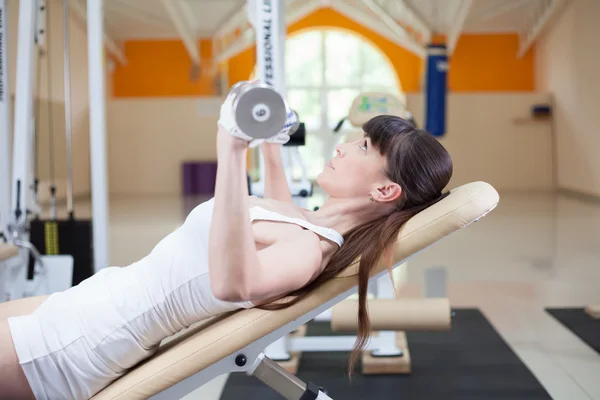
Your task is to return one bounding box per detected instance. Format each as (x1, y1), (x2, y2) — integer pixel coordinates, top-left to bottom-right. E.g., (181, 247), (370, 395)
(87, 0), (109, 271)
(11, 0), (36, 227)
(0, 0), (12, 234)
(255, 0), (292, 360)
(254, 0), (286, 95)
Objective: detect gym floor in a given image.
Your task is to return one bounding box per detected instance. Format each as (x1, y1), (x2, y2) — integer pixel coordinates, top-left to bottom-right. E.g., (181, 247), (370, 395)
(53, 189), (600, 400)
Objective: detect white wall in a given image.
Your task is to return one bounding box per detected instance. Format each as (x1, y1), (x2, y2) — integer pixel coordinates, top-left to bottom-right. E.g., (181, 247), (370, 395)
(536, 0), (600, 197)
(107, 93), (554, 196)
(107, 98), (222, 196)
(7, 0), (90, 205)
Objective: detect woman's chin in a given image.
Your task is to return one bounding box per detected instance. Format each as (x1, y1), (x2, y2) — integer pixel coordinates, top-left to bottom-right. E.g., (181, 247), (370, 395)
(316, 171), (326, 188)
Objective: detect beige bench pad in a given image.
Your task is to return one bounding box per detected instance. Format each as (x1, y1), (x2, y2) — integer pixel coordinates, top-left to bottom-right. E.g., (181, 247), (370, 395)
(93, 181), (499, 400)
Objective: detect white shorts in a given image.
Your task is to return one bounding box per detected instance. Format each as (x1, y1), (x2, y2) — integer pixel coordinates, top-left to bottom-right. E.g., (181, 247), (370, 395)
(7, 266), (158, 400)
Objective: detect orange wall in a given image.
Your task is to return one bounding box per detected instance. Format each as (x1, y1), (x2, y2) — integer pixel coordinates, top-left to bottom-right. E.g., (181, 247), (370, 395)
(450, 34), (534, 91)
(113, 8), (535, 97)
(113, 40), (214, 97)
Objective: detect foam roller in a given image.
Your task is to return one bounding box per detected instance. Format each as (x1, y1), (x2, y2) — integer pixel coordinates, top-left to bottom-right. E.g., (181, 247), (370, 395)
(585, 305), (600, 319)
(331, 298), (451, 331)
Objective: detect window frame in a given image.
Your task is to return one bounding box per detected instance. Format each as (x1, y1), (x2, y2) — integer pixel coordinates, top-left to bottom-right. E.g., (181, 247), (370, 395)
(251, 28), (403, 133)
(250, 28), (403, 180)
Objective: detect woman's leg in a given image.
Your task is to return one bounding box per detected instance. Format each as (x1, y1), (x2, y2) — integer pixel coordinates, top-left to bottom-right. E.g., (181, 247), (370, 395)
(0, 295), (49, 320)
(0, 296), (49, 400)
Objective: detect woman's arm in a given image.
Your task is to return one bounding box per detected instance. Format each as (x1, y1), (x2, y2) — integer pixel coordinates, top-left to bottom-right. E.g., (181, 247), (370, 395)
(209, 126), (260, 299)
(209, 127), (322, 302)
(260, 143), (293, 202)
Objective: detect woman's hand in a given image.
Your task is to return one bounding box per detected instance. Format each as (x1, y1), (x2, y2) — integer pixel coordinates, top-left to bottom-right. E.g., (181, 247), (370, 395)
(217, 90), (264, 149)
(253, 106), (297, 148)
(217, 124), (248, 160)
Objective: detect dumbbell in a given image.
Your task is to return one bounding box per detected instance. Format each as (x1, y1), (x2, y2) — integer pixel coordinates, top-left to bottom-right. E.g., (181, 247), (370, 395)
(228, 81), (288, 139)
(289, 109), (301, 135)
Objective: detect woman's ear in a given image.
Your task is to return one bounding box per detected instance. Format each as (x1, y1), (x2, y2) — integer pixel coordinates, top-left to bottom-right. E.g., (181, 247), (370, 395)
(374, 182), (402, 203)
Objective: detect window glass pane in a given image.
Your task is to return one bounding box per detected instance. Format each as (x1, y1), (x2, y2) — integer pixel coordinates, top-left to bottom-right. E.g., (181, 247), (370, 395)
(287, 89), (321, 130)
(285, 31), (323, 86)
(360, 43), (399, 89)
(324, 31), (362, 86)
(326, 88), (361, 129)
(297, 134), (326, 181)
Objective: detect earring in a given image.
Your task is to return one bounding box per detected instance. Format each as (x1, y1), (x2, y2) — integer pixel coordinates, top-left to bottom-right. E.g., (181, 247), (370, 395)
(369, 194), (374, 202)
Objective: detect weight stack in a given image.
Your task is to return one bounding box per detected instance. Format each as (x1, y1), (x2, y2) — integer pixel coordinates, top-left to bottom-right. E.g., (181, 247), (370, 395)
(29, 218), (94, 286)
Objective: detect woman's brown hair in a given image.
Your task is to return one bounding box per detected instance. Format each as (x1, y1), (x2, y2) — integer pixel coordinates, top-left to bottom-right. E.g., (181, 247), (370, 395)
(259, 115), (453, 377)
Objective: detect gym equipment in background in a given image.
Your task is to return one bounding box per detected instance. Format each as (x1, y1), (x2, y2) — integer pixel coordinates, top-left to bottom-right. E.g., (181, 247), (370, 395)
(332, 92), (414, 133)
(349, 92), (407, 127)
(425, 44), (448, 137)
(4, 0), (91, 300)
(585, 304), (600, 319)
(29, 0), (92, 287)
(248, 0), (312, 199)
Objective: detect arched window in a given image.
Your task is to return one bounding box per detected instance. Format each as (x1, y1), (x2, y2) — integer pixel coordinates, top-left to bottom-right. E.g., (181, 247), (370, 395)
(252, 28), (404, 180)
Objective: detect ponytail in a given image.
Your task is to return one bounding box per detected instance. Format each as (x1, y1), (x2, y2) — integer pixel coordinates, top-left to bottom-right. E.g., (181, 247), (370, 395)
(258, 192), (449, 378)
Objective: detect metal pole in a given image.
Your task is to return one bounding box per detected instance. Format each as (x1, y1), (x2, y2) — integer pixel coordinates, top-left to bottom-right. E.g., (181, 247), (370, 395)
(87, 0), (109, 271)
(251, 355), (333, 400)
(11, 0), (36, 227)
(63, 0), (74, 217)
(0, 0), (12, 236)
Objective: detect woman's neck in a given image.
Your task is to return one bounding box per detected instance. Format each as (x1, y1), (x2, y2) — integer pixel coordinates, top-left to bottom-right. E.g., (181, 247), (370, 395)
(301, 196), (393, 235)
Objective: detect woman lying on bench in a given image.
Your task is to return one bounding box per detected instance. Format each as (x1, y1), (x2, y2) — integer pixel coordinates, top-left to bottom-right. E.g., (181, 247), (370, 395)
(0, 88), (452, 400)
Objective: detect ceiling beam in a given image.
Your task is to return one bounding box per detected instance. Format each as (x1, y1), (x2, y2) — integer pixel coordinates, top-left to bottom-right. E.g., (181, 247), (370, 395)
(447, 0), (472, 56)
(69, 0), (127, 64)
(215, 0), (322, 63)
(334, 0), (425, 58)
(518, 0), (565, 58)
(178, 1), (199, 38)
(472, 0), (529, 24)
(160, 0), (200, 64)
(392, 0), (432, 44)
(361, 0), (424, 45)
(105, 1), (172, 30)
(214, 3), (249, 39)
(216, 27), (253, 63)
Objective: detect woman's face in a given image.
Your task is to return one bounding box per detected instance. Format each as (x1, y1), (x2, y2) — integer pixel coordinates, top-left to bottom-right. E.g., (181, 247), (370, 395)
(317, 136), (394, 200)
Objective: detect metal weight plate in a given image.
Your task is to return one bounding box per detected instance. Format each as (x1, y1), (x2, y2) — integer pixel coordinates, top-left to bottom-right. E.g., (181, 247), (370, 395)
(228, 81), (247, 99)
(234, 87), (287, 139)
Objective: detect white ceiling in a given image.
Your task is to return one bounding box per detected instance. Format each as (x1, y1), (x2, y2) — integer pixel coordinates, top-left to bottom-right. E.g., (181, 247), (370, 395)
(101, 0), (546, 40)
(103, 0), (245, 39)
(86, 0), (565, 64)
(403, 0), (539, 34)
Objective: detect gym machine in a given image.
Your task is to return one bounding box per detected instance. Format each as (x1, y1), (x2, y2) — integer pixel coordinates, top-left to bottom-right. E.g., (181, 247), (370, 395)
(1, 0), (108, 301)
(247, 0), (313, 199)
(0, 0), (63, 301)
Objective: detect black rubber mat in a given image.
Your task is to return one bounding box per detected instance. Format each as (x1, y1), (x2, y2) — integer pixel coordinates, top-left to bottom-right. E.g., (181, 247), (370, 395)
(546, 308), (600, 354)
(220, 309), (551, 399)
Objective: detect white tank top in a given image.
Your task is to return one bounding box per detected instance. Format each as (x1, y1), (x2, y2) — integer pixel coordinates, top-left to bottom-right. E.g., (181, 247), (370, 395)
(19, 197), (345, 388)
(96, 198), (344, 355)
